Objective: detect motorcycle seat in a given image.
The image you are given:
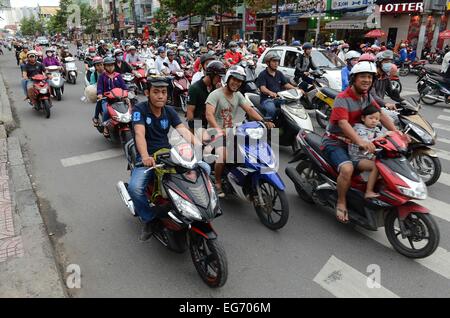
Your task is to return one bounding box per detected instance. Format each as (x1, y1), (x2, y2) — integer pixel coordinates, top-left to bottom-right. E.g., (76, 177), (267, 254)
(320, 87), (339, 100)
(304, 132), (324, 155)
(248, 94), (261, 109)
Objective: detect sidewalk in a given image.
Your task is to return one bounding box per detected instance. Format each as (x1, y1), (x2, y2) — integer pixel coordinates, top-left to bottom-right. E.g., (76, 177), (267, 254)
(0, 60), (65, 297)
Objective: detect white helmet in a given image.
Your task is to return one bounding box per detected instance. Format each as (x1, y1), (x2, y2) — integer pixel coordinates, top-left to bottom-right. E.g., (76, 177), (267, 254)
(261, 40), (267, 44)
(224, 65), (246, 84)
(349, 61), (377, 76)
(194, 42), (200, 48)
(177, 45), (185, 51)
(345, 50), (361, 61)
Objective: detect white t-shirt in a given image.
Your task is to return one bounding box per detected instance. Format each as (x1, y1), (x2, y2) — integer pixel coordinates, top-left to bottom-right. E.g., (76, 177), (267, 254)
(441, 51), (450, 73)
(191, 71), (204, 84)
(155, 56), (169, 75)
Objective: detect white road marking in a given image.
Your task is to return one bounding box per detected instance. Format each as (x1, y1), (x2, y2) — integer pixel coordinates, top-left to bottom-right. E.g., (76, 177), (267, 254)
(443, 109), (450, 113)
(437, 115), (450, 122)
(433, 123), (450, 133)
(401, 90), (418, 96)
(357, 228), (450, 280)
(437, 137), (450, 145)
(436, 172), (450, 188)
(435, 148), (450, 161)
(313, 255), (400, 298)
(415, 196), (450, 222)
(61, 148), (124, 167)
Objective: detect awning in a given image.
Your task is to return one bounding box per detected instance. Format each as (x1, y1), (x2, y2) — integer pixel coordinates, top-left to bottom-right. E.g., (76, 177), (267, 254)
(325, 16), (369, 30)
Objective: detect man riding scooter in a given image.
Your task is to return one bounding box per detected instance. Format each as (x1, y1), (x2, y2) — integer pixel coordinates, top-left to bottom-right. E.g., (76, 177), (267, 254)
(256, 51), (299, 120)
(22, 50), (46, 105)
(294, 42), (318, 91)
(321, 61), (400, 223)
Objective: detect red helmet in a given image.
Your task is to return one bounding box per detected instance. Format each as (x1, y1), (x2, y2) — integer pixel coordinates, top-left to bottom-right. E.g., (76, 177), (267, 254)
(92, 56), (103, 65)
(358, 53), (376, 63)
(88, 46), (96, 53)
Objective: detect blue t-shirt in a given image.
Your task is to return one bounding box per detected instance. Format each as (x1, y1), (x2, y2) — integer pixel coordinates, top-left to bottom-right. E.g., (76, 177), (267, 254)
(256, 69), (288, 103)
(132, 102), (182, 156)
(341, 66), (351, 91)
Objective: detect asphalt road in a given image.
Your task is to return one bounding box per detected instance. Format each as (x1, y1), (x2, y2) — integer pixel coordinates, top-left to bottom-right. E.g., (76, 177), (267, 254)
(2, 50), (450, 298)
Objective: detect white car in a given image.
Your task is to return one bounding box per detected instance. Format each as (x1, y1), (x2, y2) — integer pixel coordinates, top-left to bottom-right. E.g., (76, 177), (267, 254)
(255, 46), (346, 91)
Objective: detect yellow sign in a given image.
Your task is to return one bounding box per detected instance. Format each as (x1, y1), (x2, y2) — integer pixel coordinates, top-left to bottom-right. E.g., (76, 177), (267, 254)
(448, 0), (450, 10)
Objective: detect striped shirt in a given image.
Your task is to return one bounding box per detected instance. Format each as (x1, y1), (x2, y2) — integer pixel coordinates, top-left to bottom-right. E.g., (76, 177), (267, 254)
(323, 86), (380, 147)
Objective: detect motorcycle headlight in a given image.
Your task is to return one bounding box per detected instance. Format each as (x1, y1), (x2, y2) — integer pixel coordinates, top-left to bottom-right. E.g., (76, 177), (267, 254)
(246, 127), (264, 139)
(168, 189), (203, 221)
(39, 88), (48, 94)
(113, 113), (132, 123)
(408, 122), (434, 144)
(397, 174), (427, 200)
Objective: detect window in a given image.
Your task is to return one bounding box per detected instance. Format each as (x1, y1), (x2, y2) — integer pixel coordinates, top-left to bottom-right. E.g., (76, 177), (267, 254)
(283, 50), (300, 69)
(311, 50), (345, 69)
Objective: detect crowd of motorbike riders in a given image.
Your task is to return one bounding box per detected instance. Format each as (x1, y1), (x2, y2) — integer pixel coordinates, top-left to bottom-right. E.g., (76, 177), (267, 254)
(6, 35), (450, 248)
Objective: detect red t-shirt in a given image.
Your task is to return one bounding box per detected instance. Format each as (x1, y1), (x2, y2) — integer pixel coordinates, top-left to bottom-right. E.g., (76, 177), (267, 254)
(224, 51), (242, 65)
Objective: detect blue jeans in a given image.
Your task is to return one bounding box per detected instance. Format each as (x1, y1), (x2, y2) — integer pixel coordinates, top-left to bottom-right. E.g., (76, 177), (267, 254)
(128, 161), (211, 223)
(261, 98), (283, 119)
(101, 100), (110, 123)
(22, 79), (28, 96)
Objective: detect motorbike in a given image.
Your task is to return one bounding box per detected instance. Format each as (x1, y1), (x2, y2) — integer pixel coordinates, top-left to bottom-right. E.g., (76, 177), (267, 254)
(393, 99), (441, 186)
(285, 129), (440, 259)
(130, 62), (147, 94)
(97, 88), (134, 149)
(245, 88), (314, 152)
(29, 74), (52, 118)
(417, 68), (450, 105)
(63, 57), (78, 84)
(116, 143), (227, 288)
(206, 121), (289, 230)
(84, 66), (95, 87)
(169, 69), (190, 113)
(76, 47), (85, 61)
(45, 66), (65, 101)
(298, 70), (331, 111)
(398, 59), (427, 77)
(389, 64), (402, 95)
(238, 57), (258, 95)
(122, 72), (138, 94)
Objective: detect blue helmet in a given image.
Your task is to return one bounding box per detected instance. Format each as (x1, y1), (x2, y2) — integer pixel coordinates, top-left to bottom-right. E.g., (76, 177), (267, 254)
(157, 46), (166, 54)
(292, 40), (301, 46)
(302, 42), (313, 50)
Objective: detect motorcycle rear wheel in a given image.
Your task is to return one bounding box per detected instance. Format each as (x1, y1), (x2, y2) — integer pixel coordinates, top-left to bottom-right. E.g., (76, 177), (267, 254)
(385, 211), (440, 259)
(254, 181), (289, 230)
(189, 234), (228, 288)
(294, 161), (316, 204)
(55, 88), (62, 101)
(410, 154), (441, 186)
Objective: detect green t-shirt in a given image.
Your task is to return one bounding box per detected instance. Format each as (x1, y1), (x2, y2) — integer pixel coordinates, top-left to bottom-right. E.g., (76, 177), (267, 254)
(205, 88), (247, 129)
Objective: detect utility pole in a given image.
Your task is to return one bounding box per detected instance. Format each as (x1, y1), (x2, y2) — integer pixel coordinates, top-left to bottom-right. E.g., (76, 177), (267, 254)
(315, 1), (322, 46)
(112, 0), (120, 39)
(130, 0), (138, 36)
(273, 0), (279, 42)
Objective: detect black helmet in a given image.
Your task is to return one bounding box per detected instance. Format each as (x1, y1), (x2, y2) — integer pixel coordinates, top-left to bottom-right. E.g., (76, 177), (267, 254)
(200, 53), (215, 65)
(205, 60), (226, 78)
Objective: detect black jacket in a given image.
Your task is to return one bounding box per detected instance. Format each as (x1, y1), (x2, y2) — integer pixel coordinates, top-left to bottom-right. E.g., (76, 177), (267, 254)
(294, 54), (317, 83)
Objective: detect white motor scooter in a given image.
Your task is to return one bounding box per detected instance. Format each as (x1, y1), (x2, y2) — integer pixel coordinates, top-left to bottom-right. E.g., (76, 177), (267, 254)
(46, 66), (65, 101)
(245, 88), (314, 152)
(64, 57), (78, 84)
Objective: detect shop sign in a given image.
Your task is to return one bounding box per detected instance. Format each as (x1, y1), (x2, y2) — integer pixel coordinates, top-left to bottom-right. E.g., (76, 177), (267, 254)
(447, 0), (450, 10)
(379, 2), (424, 13)
(331, 0), (374, 10)
(177, 19), (189, 31)
(245, 10), (257, 31)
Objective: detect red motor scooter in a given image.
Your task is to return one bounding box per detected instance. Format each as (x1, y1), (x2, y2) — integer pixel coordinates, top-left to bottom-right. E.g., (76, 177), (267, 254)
(98, 88), (134, 150)
(170, 70), (190, 113)
(29, 74), (52, 118)
(130, 62), (147, 94)
(285, 129), (440, 259)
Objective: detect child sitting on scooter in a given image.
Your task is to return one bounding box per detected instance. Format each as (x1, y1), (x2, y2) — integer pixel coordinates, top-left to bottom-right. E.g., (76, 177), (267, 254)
(348, 105), (392, 199)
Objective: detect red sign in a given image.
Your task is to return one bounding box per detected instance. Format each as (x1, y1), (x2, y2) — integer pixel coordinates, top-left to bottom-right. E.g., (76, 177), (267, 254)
(245, 10), (257, 32)
(380, 2), (423, 13)
(143, 25), (150, 40)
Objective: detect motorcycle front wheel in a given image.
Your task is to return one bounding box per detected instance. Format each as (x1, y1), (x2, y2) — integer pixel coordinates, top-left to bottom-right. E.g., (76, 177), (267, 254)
(390, 80), (402, 95)
(254, 181), (289, 230)
(315, 101), (331, 129)
(420, 87), (439, 105)
(189, 233), (228, 288)
(385, 211), (440, 259)
(43, 100), (51, 118)
(410, 153), (441, 186)
(399, 65), (410, 77)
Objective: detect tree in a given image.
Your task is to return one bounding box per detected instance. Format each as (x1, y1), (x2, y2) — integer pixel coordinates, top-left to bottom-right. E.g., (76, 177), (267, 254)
(20, 16), (45, 36)
(153, 8), (171, 37)
(79, 2), (102, 36)
(46, 0), (74, 35)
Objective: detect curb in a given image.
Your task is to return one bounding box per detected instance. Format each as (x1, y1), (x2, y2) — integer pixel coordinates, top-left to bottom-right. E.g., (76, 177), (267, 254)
(0, 71), (16, 132)
(0, 130), (66, 297)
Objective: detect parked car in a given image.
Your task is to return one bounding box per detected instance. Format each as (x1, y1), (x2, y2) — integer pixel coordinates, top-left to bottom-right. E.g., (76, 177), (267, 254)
(36, 36), (49, 46)
(255, 46), (345, 91)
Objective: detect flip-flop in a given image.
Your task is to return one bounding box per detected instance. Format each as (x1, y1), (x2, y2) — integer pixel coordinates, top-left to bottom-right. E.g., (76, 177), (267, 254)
(336, 207), (349, 224)
(365, 193), (380, 199)
(92, 118), (100, 127)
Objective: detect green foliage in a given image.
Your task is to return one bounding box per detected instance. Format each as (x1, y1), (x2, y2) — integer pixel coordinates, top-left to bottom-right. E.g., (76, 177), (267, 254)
(20, 16), (45, 36)
(153, 8), (171, 37)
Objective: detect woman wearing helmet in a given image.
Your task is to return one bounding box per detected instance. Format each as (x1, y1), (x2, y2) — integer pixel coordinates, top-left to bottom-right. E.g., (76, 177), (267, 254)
(187, 60), (226, 131)
(258, 40), (267, 57)
(256, 51), (298, 119)
(224, 41), (243, 67)
(341, 50), (361, 90)
(322, 60), (398, 223)
(43, 47), (62, 68)
(294, 42), (318, 90)
(113, 48), (132, 75)
(84, 46), (97, 80)
(338, 43), (350, 62)
(95, 57), (128, 137)
(206, 65), (274, 196)
(89, 56), (104, 85)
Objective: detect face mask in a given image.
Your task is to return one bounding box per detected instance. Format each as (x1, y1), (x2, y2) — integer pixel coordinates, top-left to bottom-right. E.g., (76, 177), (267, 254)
(116, 55), (123, 61)
(343, 48), (349, 53)
(382, 63), (392, 74)
(90, 53), (95, 57)
(231, 48), (237, 53)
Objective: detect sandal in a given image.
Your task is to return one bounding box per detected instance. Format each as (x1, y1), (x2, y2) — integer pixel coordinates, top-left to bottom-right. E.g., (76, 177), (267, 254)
(336, 207), (349, 224)
(103, 128), (110, 138)
(215, 185), (225, 198)
(92, 118), (100, 127)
